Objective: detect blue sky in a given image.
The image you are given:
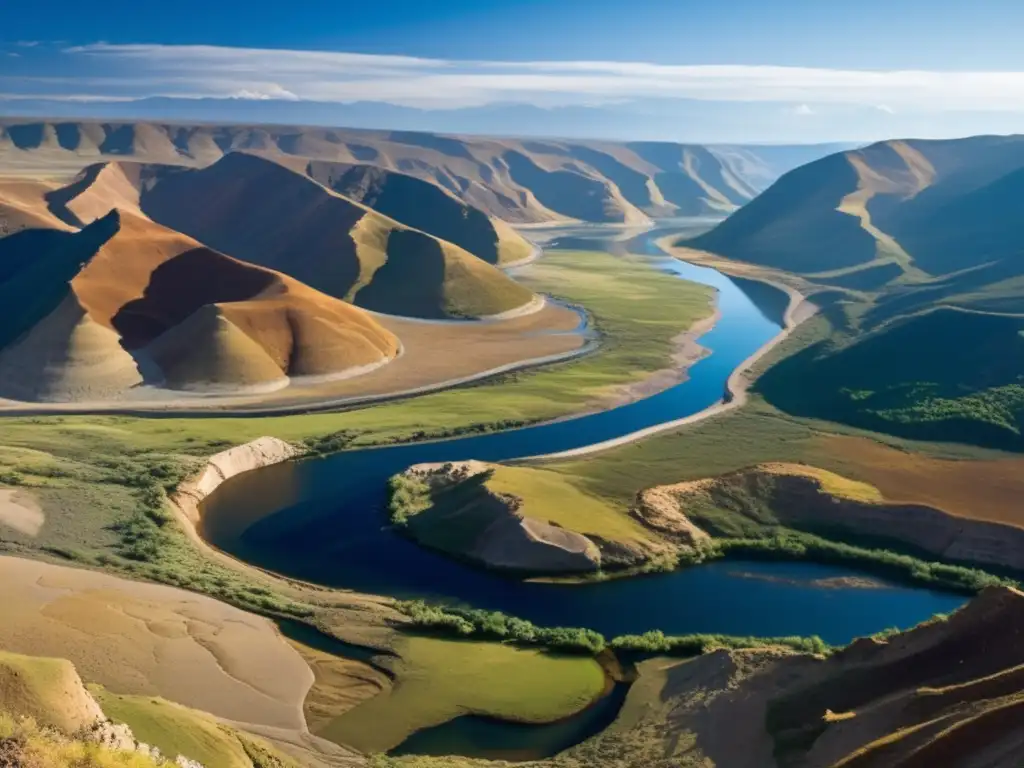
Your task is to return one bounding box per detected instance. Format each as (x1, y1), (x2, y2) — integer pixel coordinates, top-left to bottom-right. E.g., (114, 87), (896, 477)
(6, 0), (1024, 142)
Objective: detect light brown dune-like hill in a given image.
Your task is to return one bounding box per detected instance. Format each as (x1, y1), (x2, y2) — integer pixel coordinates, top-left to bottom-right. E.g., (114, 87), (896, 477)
(44, 160), (149, 226)
(0, 118), (848, 222)
(132, 152), (536, 319)
(0, 293), (143, 401)
(0, 178), (74, 232)
(0, 209), (399, 398)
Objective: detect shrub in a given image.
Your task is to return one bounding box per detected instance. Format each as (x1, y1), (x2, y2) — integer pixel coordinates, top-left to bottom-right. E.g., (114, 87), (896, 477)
(387, 475), (431, 526)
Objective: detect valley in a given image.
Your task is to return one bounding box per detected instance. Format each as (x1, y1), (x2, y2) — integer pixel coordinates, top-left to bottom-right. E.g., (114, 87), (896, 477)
(2, 124), (1024, 768)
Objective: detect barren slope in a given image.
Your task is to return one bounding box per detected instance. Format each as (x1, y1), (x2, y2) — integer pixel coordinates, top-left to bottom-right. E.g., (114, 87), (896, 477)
(135, 152), (535, 319)
(0, 208), (399, 398)
(307, 161), (534, 264)
(0, 119), (847, 221)
(638, 587), (1024, 768)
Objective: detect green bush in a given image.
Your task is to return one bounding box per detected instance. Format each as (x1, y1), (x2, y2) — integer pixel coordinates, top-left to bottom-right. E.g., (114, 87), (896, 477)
(396, 601), (831, 658)
(712, 532), (1015, 593)
(397, 601), (605, 654)
(610, 630), (829, 656)
(387, 475), (431, 526)
(0, 469), (24, 486)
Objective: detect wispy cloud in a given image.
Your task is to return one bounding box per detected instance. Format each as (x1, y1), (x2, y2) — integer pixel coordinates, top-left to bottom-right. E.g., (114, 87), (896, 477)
(3, 43), (1024, 114)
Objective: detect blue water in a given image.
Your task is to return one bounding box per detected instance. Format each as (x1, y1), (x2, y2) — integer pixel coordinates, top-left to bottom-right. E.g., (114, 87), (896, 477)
(200, 225), (965, 647)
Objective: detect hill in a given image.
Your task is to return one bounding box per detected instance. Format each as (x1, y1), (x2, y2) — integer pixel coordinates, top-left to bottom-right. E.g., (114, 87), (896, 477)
(0, 209), (399, 399)
(80, 153), (536, 319)
(306, 162), (533, 265)
(0, 119), (847, 222)
(390, 461), (668, 575)
(0, 645), (306, 768)
(604, 586), (1024, 768)
(676, 135), (1024, 450)
(758, 309), (1024, 450)
(688, 135), (1024, 294)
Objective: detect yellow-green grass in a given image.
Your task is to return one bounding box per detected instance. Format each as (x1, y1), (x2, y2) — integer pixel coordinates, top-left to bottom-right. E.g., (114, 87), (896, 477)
(401, 464), (656, 561)
(759, 463), (884, 503)
(366, 657), (707, 768)
(317, 635), (605, 754)
(92, 688), (299, 768)
(0, 651), (100, 733)
(544, 398), (1024, 519)
(486, 465), (654, 544)
(0, 711), (162, 768)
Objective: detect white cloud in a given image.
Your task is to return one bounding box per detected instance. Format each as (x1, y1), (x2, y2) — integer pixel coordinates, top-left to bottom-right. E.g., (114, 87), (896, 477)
(227, 84), (300, 101)
(0, 42), (1019, 113)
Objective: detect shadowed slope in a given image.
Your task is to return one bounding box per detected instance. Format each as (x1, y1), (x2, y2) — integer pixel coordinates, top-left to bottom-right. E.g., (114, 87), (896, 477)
(2, 119), (850, 222)
(307, 162), (533, 265)
(618, 587), (1024, 768)
(0, 179), (73, 232)
(757, 309), (1024, 450)
(768, 587), (1024, 767)
(0, 209), (399, 398)
(138, 152), (534, 318)
(688, 135), (1024, 282)
(502, 150), (648, 224)
(688, 151), (875, 273)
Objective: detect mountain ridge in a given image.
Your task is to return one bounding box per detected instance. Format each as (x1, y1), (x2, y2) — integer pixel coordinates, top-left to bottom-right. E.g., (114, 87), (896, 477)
(0, 118), (850, 223)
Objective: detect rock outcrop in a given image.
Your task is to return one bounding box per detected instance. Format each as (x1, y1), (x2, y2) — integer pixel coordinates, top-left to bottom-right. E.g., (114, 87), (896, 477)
(172, 437), (300, 526)
(632, 483), (713, 545)
(402, 461), (602, 573)
(645, 463), (1024, 572)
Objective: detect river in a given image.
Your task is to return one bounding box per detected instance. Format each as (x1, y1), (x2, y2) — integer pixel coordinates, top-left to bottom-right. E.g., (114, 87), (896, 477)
(199, 222), (965, 759)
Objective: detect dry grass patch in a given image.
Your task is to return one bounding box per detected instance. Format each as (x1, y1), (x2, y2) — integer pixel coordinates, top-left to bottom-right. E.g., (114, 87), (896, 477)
(759, 463), (884, 504)
(812, 435), (1024, 526)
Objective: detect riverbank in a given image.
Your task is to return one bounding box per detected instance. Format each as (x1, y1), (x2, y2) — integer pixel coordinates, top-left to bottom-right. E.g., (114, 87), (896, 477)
(599, 307), (721, 408)
(528, 259), (817, 461)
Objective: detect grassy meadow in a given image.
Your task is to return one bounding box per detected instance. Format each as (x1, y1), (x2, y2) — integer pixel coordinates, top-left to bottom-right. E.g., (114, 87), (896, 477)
(312, 636), (606, 754)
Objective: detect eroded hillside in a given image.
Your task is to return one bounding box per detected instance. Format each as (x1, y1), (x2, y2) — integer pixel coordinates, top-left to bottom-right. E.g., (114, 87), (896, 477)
(0, 119), (847, 223)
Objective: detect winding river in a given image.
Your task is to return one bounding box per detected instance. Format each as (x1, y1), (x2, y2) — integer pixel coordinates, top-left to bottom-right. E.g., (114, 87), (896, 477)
(200, 222), (965, 759)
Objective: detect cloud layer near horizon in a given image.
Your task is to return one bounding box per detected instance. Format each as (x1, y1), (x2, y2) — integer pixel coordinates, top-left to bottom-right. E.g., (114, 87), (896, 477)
(4, 41), (1024, 114)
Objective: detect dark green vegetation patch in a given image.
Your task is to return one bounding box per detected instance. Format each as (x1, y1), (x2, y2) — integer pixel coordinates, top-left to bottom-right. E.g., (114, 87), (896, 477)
(758, 309), (1024, 449)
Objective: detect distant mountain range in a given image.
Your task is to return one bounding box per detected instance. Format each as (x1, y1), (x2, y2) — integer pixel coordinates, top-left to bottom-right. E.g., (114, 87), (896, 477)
(0, 118), (851, 223)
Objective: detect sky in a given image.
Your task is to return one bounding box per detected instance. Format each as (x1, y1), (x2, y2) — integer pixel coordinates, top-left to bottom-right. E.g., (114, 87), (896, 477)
(5, 0), (1024, 142)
